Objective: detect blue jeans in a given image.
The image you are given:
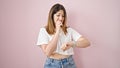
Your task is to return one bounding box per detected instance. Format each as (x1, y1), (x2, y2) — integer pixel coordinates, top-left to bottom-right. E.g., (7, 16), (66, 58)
(44, 55), (76, 68)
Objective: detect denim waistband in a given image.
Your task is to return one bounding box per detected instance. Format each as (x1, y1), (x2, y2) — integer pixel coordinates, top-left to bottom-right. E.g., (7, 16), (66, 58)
(46, 55), (73, 64)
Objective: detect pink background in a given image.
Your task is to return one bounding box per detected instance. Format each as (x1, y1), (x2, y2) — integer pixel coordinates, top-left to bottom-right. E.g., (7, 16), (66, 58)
(0, 0), (120, 68)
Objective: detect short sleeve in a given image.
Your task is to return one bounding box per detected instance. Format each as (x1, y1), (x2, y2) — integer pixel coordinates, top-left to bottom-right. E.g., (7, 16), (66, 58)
(70, 28), (82, 41)
(36, 28), (49, 46)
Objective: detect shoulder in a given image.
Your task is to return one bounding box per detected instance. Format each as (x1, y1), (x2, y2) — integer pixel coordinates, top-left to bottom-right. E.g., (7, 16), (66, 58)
(40, 27), (47, 32)
(40, 27), (46, 31)
(67, 27), (75, 32)
(39, 27), (47, 34)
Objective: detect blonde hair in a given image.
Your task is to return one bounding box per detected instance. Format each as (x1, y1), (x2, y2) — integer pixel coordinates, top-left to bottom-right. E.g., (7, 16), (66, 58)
(46, 3), (68, 35)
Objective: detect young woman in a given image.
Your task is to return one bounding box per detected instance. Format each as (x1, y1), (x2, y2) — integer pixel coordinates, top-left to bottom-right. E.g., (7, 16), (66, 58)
(36, 3), (90, 68)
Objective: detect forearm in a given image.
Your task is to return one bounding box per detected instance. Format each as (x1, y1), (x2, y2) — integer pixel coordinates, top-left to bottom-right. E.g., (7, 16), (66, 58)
(75, 37), (90, 48)
(61, 37), (90, 51)
(45, 31), (59, 56)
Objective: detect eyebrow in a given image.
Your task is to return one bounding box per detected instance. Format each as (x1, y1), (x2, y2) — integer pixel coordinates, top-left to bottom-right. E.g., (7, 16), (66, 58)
(57, 13), (64, 15)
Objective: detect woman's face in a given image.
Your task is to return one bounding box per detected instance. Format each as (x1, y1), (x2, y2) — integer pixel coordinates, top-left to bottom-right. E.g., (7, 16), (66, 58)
(53, 10), (65, 25)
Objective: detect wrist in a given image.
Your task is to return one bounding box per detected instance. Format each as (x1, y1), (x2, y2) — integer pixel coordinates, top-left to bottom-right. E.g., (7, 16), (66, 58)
(56, 28), (61, 33)
(72, 41), (77, 47)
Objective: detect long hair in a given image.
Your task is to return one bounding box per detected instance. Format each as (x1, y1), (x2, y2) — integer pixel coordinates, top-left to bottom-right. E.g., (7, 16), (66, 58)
(46, 3), (68, 35)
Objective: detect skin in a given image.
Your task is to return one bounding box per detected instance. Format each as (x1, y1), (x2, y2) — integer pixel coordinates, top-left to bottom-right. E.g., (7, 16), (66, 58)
(40, 10), (90, 58)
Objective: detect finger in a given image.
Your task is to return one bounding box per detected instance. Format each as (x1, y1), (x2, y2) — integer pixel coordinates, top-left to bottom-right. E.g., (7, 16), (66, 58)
(63, 45), (68, 51)
(57, 20), (62, 24)
(61, 44), (66, 50)
(60, 23), (63, 27)
(63, 44), (71, 51)
(61, 45), (65, 49)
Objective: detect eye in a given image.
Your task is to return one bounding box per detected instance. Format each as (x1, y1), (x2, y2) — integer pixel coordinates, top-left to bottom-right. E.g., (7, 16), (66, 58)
(57, 15), (60, 17)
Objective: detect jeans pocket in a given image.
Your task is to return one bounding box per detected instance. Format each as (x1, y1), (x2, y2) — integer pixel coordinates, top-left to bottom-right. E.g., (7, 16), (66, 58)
(69, 61), (74, 65)
(44, 60), (51, 67)
(44, 59), (59, 68)
(68, 58), (76, 67)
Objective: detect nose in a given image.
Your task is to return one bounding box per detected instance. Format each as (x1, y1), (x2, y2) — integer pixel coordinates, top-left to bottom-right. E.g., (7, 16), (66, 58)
(59, 16), (63, 22)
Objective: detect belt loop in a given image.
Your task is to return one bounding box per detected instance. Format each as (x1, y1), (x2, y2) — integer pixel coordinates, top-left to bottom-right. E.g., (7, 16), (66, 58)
(48, 58), (54, 63)
(51, 58), (54, 63)
(67, 57), (69, 62)
(68, 55), (72, 62)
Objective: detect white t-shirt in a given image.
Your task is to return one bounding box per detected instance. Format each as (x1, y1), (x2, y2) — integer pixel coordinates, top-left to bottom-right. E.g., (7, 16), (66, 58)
(36, 27), (82, 55)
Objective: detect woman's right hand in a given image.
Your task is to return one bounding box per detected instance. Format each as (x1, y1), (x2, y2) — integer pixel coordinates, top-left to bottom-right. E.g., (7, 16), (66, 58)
(55, 20), (63, 32)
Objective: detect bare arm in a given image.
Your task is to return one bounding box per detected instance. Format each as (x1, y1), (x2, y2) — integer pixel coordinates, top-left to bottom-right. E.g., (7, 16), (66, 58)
(40, 31), (60, 57)
(40, 21), (62, 57)
(75, 36), (90, 48)
(61, 36), (90, 51)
